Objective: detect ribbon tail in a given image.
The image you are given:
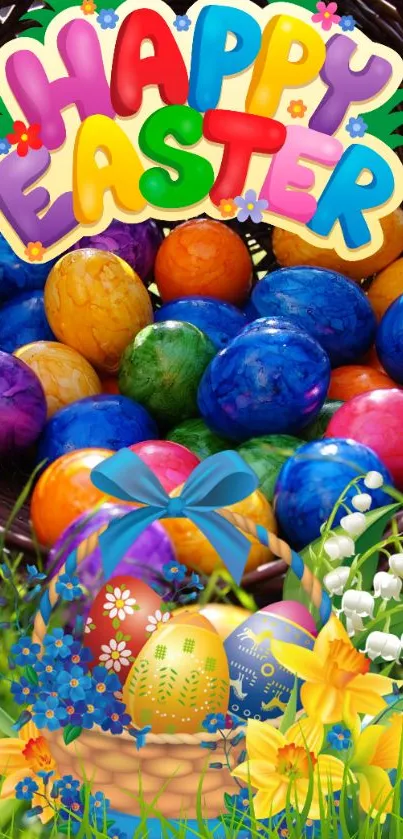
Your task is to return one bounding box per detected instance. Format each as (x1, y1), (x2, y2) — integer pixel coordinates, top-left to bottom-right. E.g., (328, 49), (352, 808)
(188, 510), (252, 585)
(97, 506), (162, 581)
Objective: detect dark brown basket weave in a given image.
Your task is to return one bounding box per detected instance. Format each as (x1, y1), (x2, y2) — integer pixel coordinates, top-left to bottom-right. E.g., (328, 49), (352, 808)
(0, 0), (402, 606)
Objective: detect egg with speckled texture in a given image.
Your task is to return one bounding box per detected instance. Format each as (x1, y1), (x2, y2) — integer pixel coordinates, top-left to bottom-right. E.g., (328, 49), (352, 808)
(154, 296), (247, 349)
(376, 295), (403, 384)
(0, 351), (47, 454)
(236, 435), (303, 502)
(14, 342), (102, 418)
(72, 220), (163, 281)
(36, 394), (158, 466)
(166, 418), (231, 460)
(197, 326), (331, 441)
(0, 291), (55, 354)
(44, 249), (153, 373)
(328, 366), (398, 401)
(274, 438), (392, 548)
(0, 234), (58, 303)
(154, 220), (253, 305)
(249, 267), (376, 368)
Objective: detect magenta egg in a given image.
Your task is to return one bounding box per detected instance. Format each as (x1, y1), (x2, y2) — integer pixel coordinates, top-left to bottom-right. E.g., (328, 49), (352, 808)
(129, 440), (200, 492)
(262, 600), (318, 637)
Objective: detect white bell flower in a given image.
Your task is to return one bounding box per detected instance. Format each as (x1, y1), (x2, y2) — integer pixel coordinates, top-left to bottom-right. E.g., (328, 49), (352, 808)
(346, 614), (365, 637)
(340, 513), (367, 538)
(389, 554), (403, 578)
(324, 537), (343, 561)
(364, 471), (384, 490)
(337, 535), (355, 557)
(324, 567), (351, 596)
(362, 631), (402, 662)
(373, 572), (402, 601)
(342, 589), (375, 619)
(352, 493), (372, 513)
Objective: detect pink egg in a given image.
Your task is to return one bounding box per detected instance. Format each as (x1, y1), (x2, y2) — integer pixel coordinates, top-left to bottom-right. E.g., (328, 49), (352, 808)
(129, 440), (200, 492)
(262, 601), (318, 637)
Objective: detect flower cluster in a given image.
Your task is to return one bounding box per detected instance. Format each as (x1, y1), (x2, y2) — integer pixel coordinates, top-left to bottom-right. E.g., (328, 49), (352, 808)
(162, 560), (205, 606)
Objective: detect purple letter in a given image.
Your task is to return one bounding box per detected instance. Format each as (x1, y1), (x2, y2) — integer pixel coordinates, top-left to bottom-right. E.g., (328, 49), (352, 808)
(6, 19), (114, 151)
(309, 34), (393, 136)
(0, 147), (77, 247)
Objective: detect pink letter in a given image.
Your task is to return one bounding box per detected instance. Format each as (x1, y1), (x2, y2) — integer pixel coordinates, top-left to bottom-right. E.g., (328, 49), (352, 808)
(6, 20), (114, 151)
(0, 147), (77, 247)
(260, 125), (343, 223)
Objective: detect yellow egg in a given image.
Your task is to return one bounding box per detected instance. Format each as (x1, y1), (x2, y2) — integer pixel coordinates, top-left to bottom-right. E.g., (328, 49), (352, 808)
(162, 484), (276, 576)
(367, 257), (403, 321)
(14, 341), (102, 417)
(272, 209), (403, 282)
(173, 604), (253, 640)
(123, 613), (230, 733)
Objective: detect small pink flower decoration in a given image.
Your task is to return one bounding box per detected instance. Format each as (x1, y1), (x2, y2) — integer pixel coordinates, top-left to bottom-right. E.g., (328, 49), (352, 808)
(312, 2), (341, 31)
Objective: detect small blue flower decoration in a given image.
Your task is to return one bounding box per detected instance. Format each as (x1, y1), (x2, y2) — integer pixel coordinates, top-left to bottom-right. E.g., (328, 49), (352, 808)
(163, 561), (187, 582)
(0, 138), (11, 155)
(55, 775), (81, 798)
(108, 828), (128, 839)
(128, 724), (151, 750)
(43, 628), (74, 660)
(173, 14), (191, 32)
(97, 8), (119, 29)
(57, 665), (92, 702)
(27, 564), (46, 582)
(327, 724), (352, 750)
(234, 190), (268, 224)
(11, 677), (38, 705)
(32, 695), (66, 731)
(56, 573), (83, 602)
(101, 700), (131, 735)
(11, 637), (40, 667)
(346, 116), (368, 138)
(339, 15), (356, 31)
(202, 712), (226, 733)
(15, 777), (39, 801)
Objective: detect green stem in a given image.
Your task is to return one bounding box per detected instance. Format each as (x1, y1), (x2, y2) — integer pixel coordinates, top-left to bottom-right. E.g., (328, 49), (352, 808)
(354, 603), (403, 647)
(316, 477), (363, 564)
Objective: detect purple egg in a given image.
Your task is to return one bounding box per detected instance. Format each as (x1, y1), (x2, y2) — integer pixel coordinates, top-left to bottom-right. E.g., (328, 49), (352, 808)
(262, 600), (318, 637)
(0, 351), (47, 454)
(72, 220), (163, 280)
(48, 504), (176, 609)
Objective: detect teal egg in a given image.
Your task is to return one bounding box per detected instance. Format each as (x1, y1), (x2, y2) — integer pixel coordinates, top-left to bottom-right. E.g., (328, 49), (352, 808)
(237, 435), (303, 502)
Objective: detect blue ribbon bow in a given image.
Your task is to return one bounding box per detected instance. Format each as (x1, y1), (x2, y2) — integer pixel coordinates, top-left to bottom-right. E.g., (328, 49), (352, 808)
(90, 448), (260, 584)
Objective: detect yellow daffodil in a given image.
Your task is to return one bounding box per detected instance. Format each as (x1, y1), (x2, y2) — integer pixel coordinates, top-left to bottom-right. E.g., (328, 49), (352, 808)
(0, 720), (57, 822)
(271, 615), (392, 732)
(232, 719), (344, 819)
(349, 713), (403, 822)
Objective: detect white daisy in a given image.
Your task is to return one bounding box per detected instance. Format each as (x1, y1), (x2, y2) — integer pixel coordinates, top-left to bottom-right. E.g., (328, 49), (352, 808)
(146, 610), (171, 633)
(85, 616), (94, 634)
(99, 639), (132, 672)
(103, 587), (137, 621)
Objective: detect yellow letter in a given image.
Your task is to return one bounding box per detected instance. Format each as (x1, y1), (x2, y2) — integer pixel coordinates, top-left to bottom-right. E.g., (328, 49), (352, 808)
(73, 115), (145, 223)
(246, 15), (326, 118)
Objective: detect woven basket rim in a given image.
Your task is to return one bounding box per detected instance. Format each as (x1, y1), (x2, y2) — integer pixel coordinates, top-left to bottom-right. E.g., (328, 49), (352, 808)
(51, 722), (248, 747)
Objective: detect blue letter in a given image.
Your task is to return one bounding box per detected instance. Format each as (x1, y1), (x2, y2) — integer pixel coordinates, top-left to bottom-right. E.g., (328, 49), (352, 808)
(308, 144), (395, 249)
(189, 5), (261, 112)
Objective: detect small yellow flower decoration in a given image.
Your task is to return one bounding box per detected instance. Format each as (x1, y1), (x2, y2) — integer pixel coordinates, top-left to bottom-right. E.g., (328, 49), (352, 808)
(81, 0), (97, 14)
(287, 100), (307, 119)
(218, 198), (237, 218)
(25, 242), (46, 262)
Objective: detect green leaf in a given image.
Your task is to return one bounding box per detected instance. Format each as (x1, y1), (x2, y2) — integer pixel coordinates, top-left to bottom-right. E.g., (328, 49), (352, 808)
(361, 89), (403, 149)
(370, 696), (403, 727)
(106, 584), (114, 593)
(57, 824), (70, 834)
(116, 631), (123, 642)
(112, 617), (120, 630)
(279, 676), (298, 734)
(354, 504), (401, 590)
(25, 665), (39, 686)
(63, 725), (82, 745)
(0, 707), (16, 737)
(267, 0), (317, 10)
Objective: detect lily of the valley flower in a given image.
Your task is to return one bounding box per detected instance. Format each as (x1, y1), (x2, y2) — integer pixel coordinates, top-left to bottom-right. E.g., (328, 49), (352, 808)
(389, 554), (403, 578)
(232, 719), (343, 819)
(324, 567), (351, 596)
(324, 534), (355, 561)
(373, 572), (402, 601)
(342, 590), (375, 620)
(271, 615), (392, 732)
(362, 631), (402, 662)
(340, 513), (367, 538)
(0, 720), (57, 822)
(352, 493), (372, 512)
(364, 471), (384, 489)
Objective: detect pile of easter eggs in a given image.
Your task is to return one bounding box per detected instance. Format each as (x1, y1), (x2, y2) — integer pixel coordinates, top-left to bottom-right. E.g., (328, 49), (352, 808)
(0, 212), (402, 610)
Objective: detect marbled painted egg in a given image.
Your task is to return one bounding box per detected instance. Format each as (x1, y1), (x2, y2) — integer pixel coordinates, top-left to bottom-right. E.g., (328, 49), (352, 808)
(83, 575), (164, 686)
(224, 605), (316, 721)
(123, 613), (230, 733)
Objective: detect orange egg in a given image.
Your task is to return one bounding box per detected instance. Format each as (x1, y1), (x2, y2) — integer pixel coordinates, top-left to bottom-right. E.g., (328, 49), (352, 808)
(328, 366), (398, 401)
(273, 209), (403, 282)
(368, 258), (403, 321)
(154, 219), (253, 305)
(30, 448), (114, 547)
(363, 346), (387, 375)
(162, 483), (276, 576)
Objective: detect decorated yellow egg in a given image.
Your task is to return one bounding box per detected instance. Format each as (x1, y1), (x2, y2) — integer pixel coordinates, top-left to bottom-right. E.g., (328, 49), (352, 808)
(123, 613), (230, 733)
(367, 257), (403, 321)
(173, 604), (253, 640)
(14, 341), (102, 417)
(272, 208), (403, 282)
(162, 484), (276, 575)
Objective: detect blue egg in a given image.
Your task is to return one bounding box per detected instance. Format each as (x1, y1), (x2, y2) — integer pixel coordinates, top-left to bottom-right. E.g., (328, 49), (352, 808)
(154, 296), (247, 349)
(0, 291), (55, 353)
(197, 324), (331, 441)
(251, 267), (376, 367)
(37, 394), (158, 466)
(376, 295), (403, 383)
(239, 316), (305, 336)
(274, 437), (392, 549)
(0, 235), (58, 303)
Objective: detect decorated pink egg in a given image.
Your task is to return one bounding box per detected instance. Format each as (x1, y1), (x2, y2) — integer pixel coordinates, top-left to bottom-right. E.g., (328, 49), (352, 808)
(129, 440), (200, 492)
(262, 600), (318, 637)
(83, 575), (167, 686)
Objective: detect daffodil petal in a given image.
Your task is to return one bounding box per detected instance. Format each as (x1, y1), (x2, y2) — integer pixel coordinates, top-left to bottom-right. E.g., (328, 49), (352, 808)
(0, 769), (32, 799)
(286, 716), (324, 754)
(20, 719), (42, 743)
(300, 682), (344, 723)
(347, 682), (388, 717)
(253, 782), (288, 819)
(372, 714), (403, 769)
(350, 725), (386, 769)
(232, 759), (277, 789)
(0, 740), (25, 773)
(314, 615), (350, 661)
(245, 719), (286, 762)
(351, 672), (394, 697)
(355, 767), (393, 821)
(316, 755), (346, 791)
(270, 642), (324, 683)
